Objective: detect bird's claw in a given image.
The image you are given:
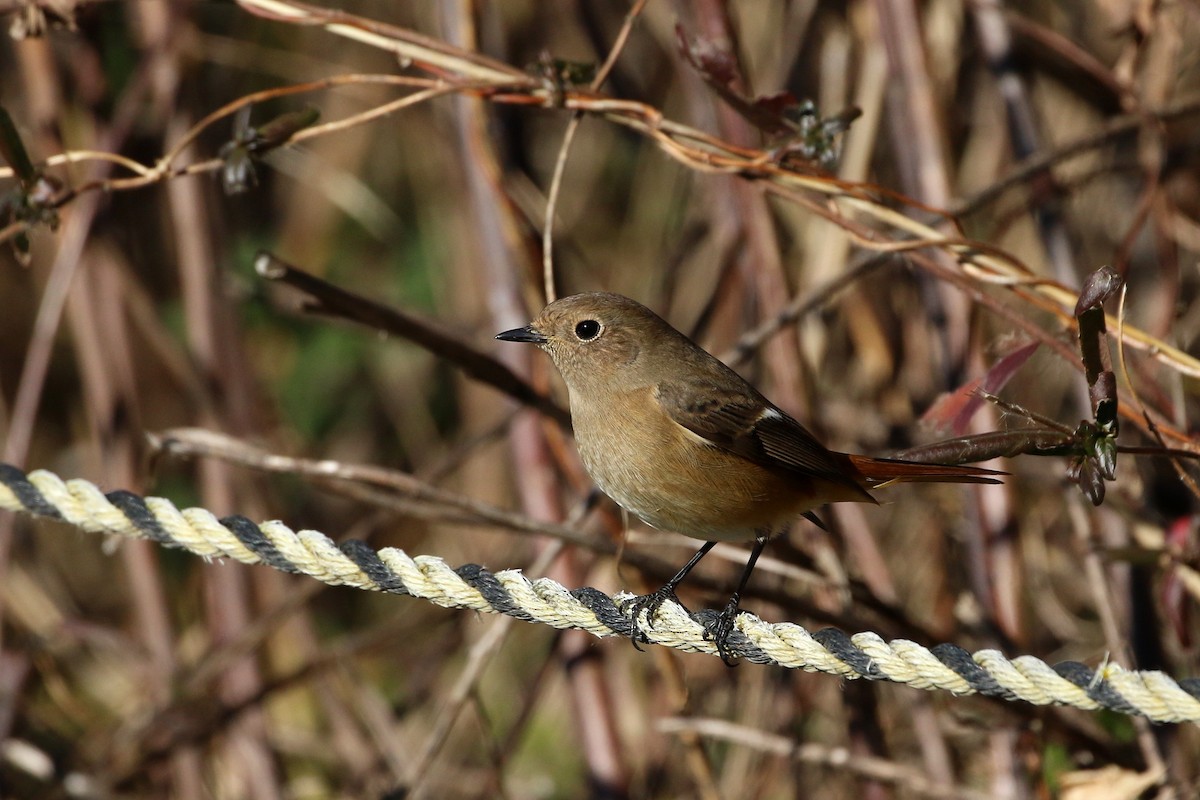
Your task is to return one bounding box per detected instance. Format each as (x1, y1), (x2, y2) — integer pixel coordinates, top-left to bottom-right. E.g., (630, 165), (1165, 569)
(707, 593), (743, 666)
(625, 587), (686, 651)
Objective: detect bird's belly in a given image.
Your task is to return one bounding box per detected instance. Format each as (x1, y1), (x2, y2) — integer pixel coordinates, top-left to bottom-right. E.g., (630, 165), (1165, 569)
(574, 405), (831, 541)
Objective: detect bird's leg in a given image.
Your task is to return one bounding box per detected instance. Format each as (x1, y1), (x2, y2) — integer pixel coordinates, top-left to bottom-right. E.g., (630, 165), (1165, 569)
(710, 531), (770, 666)
(628, 540), (718, 650)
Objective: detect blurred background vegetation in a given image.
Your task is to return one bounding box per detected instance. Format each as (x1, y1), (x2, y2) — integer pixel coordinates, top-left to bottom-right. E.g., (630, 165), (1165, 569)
(1, 0), (1200, 797)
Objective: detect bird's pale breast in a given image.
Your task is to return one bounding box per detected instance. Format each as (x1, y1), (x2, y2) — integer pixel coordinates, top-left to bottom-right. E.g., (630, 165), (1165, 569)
(570, 386), (843, 541)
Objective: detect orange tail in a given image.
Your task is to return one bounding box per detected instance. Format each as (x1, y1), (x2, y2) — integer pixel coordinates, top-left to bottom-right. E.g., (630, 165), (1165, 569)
(847, 454), (1004, 488)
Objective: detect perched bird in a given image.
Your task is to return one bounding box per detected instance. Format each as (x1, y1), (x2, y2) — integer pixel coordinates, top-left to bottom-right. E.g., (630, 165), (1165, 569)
(497, 292), (1000, 661)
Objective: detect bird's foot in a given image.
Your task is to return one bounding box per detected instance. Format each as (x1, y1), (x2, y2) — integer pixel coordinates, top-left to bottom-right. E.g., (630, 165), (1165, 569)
(706, 593), (744, 667)
(625, 587), (687, 651)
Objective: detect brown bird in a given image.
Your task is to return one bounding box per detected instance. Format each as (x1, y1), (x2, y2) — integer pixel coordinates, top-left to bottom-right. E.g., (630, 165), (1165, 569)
(497, 292), (1000, 661)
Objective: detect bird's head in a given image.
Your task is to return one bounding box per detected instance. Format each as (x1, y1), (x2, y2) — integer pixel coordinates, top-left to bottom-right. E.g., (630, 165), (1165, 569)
(496, 292), (671, 391)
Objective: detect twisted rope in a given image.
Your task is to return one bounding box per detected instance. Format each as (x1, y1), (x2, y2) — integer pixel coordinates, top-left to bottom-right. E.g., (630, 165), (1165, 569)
(2, 463), (1197, 723)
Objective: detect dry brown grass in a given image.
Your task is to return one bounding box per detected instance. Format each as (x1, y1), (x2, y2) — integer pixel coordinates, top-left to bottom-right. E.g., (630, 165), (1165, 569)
(1, 1), (1199, 797)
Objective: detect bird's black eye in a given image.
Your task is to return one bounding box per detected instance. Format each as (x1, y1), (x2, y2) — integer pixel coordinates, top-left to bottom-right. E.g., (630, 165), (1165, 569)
(574, 319), (601, 341)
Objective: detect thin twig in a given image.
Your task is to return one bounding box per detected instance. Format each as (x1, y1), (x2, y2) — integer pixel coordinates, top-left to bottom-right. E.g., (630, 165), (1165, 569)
(951, 97), (1200, 219)
(657, 718), (992, 800)
(542, 115), (580, 304)
(148, 428), (601, 549)
(721, 253), (893, 366)
(254, 253), (571, 428)
(407, 539), (566, 797)
(541, 0), (648, 304)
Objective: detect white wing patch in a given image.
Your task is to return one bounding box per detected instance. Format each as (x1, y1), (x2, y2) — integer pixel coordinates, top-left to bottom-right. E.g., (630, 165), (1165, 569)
(672, 417), (719, 449)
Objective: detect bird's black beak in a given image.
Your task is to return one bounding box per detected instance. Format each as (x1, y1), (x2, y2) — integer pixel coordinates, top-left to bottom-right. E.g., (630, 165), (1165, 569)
(495, 325), (547, 344)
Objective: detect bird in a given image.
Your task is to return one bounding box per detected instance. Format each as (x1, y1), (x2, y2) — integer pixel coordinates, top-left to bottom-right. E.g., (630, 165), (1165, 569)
(496, 292), (1000, 662)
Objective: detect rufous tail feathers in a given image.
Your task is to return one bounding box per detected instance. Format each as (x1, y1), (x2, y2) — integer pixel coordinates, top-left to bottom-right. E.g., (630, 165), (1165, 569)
(846, 454), (1003, 488)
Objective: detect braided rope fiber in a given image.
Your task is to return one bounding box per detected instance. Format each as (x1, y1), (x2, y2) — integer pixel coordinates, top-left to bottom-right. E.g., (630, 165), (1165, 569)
(1, 463), (1198, 723)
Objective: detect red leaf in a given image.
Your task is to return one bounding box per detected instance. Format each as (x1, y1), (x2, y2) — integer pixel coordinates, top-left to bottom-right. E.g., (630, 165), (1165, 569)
(922, 341), (1040, 435)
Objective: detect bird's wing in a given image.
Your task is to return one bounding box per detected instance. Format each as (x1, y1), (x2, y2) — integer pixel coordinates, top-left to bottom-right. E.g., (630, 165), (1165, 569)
(653, 379), (863, 487)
